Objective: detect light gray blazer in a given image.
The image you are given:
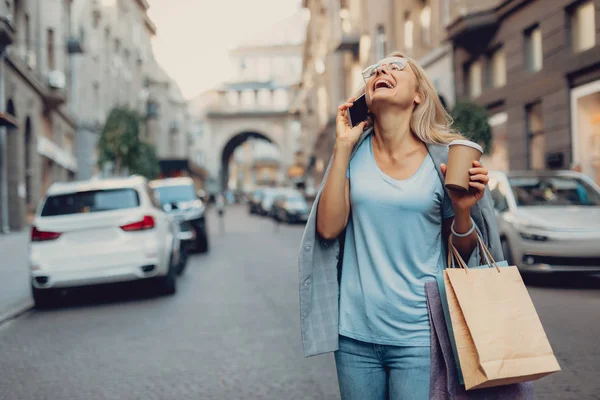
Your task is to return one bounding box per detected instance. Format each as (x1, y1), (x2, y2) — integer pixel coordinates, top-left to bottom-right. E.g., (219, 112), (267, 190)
(298, 128), (503, 357)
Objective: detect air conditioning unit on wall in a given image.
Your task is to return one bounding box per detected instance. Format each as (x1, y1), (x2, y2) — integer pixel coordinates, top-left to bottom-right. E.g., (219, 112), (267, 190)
(48, 70), (66, 90)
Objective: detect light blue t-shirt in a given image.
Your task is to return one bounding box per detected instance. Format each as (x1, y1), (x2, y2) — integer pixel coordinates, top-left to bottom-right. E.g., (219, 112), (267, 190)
(339, 134), (454, 346)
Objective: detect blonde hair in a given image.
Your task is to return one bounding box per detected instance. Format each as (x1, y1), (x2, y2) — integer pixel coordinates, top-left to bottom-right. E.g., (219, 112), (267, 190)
(357, 50), (463, 145)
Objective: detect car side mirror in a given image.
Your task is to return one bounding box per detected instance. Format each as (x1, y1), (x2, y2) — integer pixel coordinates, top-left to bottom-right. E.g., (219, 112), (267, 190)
(163, 203), (172, 212)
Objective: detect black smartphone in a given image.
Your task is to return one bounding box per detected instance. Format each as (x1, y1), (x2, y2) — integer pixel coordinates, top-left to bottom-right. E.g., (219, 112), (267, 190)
(348, 94), (368, 127)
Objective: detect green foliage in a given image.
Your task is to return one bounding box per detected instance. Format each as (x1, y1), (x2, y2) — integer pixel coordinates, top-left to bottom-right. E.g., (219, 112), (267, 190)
(97, 107), (160, 179)
(450, 101), (493, 154)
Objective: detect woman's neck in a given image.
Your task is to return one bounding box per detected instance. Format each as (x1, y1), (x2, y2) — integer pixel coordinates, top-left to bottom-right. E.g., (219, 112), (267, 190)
(372, 107), (422, 157)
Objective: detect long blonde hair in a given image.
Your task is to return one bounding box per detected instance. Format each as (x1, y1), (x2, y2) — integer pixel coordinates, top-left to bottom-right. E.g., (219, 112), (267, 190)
(357, 50), (463, 145)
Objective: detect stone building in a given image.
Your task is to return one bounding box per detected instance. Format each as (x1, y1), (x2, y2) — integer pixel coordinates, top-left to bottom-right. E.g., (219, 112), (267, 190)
(0, 0), (79, 232)
(188, 9), (307, 192)
(449, 0), (600, 182)
(0, 0), (188, 232)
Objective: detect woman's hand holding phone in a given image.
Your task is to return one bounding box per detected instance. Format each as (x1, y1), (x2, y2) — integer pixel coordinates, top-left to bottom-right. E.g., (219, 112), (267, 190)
(336, 97), (368, 150)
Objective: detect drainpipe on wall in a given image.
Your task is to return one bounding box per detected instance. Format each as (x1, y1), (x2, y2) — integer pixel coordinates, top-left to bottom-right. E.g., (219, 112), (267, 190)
(0, 49), (9, 234)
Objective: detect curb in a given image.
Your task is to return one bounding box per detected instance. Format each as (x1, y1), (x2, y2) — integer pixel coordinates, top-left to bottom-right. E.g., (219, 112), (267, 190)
(0, 299), (34, 327)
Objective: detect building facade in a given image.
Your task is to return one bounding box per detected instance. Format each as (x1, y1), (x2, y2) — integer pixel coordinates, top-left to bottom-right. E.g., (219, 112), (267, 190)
(0, 0), (188, 232)
(299, 0), (459, 191)
(450, 0), (600, 182)
(0, 0), (78, 232)
(72, 0), (188, 181)
(188, 9), (307, 192)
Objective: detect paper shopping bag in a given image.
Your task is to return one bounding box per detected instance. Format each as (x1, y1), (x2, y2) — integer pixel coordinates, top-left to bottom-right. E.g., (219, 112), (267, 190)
(444, 236), (560, 390)
(426, 281), (534, 400)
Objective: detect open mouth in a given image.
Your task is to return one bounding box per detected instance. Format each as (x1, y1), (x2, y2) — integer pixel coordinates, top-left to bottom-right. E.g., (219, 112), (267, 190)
(374, 79), (394, 91)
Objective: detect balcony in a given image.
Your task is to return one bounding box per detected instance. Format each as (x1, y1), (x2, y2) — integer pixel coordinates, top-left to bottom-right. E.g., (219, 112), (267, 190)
(446, 0), (502, 50)
(6, 50), (67, 110)
(0, 12), (15, 48)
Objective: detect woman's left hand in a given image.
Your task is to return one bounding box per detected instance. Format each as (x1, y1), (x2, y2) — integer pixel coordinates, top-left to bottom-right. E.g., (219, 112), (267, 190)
(440, 160), (489, 212)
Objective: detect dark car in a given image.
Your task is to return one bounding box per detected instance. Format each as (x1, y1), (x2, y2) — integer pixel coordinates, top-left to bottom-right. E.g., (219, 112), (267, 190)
(150, 178), (209, 256)
(248, 189), (265, 215)
(271, 190), (310, 223)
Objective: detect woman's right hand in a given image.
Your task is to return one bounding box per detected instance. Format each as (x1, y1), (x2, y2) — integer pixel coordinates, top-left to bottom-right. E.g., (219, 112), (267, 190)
(336, 97), (368, 148)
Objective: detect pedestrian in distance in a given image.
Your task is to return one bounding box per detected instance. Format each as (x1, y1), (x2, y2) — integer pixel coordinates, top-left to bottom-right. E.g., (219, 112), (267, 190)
(299, 51), (499, 400)
(216, 192), (226, 234)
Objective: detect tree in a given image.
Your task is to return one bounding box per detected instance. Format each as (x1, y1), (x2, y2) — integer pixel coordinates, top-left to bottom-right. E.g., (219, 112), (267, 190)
(450, 101), (493, 154)
(97, 107), (160, 179)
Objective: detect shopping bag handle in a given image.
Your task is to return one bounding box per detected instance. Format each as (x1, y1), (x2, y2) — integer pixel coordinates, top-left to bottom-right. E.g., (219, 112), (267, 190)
(447, 233), (501, 273)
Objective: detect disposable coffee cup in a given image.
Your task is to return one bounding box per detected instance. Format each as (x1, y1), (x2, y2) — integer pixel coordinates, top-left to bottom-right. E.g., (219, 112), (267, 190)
(445, 140), (483, 192)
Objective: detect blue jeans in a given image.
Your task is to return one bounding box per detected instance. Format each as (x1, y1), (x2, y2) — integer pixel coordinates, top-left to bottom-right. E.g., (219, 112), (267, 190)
(334, 335), (430, 400)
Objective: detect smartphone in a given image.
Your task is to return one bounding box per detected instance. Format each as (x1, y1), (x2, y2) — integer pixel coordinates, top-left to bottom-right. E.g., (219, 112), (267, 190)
(348, 94), (369, 127)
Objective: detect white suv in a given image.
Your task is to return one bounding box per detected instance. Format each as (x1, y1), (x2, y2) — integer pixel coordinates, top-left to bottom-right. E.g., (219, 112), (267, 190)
(29, 176), (181, 307)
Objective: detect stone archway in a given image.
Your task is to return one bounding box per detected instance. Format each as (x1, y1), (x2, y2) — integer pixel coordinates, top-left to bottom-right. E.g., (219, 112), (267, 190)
(219, 131), (277, 190)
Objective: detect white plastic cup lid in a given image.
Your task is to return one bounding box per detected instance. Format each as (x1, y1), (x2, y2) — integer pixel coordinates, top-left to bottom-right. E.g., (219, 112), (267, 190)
(448, 139), (483, 154)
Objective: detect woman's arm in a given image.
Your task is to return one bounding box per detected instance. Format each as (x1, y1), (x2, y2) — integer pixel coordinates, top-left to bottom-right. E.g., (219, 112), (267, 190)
(445, 210), (478, 261)
(316, 97), (367, 240)
(441, 160), (490, 261)
(316, 144), (352, 240)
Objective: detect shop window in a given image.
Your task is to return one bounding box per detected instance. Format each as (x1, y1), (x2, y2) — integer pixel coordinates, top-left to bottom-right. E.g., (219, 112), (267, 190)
(524, 24), (543, 72)
(526, 101), (545, 170)
(569, 1), (595, 53)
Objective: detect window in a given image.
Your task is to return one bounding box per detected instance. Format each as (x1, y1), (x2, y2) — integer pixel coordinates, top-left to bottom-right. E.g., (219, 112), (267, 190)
(570, 1), (595, 53)
(404, 11), (413, 51)
(467, 59), (483, 98)
(47, 28), (55, 70)
(24, 13), (30, 50)
(41, 189), (140, 216)
(524, 25), (543, 72)
(526, 101), (545, 170)
(420, 2), (431, 46)
(375, 25), (387, 60)
(490, 179), (509, 212)
(509, 176), (600, 206)
(441, 0), (451, 26)
(489, 47), (506, 88)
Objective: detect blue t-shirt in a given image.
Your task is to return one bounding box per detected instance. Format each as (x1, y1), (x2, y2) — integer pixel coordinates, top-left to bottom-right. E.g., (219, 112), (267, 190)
(339, 134), (454, 346)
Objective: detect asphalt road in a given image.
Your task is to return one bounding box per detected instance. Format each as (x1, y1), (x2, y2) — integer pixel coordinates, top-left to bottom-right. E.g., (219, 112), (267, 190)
(0, 205), (598, 399)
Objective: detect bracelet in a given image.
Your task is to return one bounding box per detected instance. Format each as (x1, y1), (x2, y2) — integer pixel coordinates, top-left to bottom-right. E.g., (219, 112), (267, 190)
(451, 217), (476, 237)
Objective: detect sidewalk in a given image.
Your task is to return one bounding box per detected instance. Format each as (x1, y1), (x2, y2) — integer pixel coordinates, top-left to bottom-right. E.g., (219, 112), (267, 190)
(0, 230), (33, 322)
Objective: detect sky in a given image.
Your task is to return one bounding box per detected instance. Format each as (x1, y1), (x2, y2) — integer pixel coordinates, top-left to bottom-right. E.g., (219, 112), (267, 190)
(148, 0), (302, 100)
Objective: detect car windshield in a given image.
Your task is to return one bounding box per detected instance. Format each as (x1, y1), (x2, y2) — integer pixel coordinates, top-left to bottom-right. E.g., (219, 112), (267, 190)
(286, 196), (307, 206)
(509, 176), (600, 206)
(41, 189), (140, 216)
(153, 185), (196, 205)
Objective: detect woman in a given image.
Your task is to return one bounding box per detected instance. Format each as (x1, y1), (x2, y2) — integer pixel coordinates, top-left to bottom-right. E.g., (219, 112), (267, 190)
(305, 51), (494, 399)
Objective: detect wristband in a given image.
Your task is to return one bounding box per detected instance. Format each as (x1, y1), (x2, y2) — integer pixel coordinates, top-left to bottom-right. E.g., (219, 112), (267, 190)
(451, 217), (476, 237)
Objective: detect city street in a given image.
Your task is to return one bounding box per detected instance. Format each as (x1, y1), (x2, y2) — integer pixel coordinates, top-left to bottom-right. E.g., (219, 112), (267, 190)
(0, 206), (599, 399)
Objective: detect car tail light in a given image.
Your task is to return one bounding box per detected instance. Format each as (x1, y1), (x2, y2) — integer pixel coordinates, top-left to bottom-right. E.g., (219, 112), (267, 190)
(120, 215), (155, 232)
(31, 226), (62, 242)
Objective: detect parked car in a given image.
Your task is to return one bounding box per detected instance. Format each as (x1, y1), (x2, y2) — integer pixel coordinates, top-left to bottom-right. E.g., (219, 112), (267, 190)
(29, 176), (181, 307)
(258, 188), (281, 216)
(488, 170), (600, 274)
(150, 177), (209, 254)
(271, 190), (310, 223)
(248, 189), (266, 215)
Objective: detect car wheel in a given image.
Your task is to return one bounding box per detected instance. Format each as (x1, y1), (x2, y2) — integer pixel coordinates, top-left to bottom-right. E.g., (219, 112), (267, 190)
(196, 230), (209, 253)
(176, 245), (189, 276)
(157, 254), (177, 296)
(32, 285), (56, 309)
(501, 238), (514, 266)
